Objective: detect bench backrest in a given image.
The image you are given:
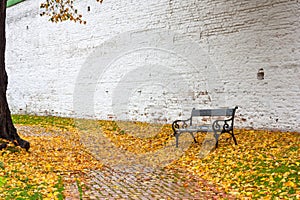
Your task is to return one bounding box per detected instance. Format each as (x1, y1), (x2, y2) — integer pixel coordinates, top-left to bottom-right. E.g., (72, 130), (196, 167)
(191, 106), (238, 117)
(190, 106), (238, 125)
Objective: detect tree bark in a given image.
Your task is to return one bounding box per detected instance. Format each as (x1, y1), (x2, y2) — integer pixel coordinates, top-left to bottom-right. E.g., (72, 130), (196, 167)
(0, 0), (29, 151)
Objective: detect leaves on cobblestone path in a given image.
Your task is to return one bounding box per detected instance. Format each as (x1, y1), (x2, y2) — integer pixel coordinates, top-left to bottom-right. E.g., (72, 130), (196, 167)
(78, 120), (194, 170)
(1, 115), (299, 199)
(100, 120), (174, 153)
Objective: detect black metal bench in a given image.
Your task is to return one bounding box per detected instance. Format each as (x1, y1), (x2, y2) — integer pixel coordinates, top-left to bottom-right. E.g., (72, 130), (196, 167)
(172, 106), (238, 148)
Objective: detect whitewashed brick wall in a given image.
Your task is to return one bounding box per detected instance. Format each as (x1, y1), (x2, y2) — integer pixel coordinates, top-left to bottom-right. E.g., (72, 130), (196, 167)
(5, 0), (300, 131)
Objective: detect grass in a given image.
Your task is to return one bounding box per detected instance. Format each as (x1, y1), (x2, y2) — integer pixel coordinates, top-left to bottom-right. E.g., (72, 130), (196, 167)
(54, 176), (65, 200)
(0, 114), (103, 200)
(0, 178), (43, 200)
(0, 114), (298, 199)
(12, 114), (75, 129)
(76, 179), (84, 200)
(172, 129), (300, 199)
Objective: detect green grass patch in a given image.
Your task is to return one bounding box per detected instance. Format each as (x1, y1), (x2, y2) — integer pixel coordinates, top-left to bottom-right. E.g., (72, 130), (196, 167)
(2, 184), (43, 200)
(54, 176), (65, 200)
(76, 179), (84, 200)
(12, 114), (75, 129)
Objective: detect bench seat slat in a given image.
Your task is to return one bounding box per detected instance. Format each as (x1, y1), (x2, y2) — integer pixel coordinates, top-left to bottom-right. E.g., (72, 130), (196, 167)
(177, 125), (212, 132)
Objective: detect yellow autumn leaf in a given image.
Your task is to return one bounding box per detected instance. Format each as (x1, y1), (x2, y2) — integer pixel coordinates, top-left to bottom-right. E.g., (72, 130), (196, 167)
(284, 181), (296, 188)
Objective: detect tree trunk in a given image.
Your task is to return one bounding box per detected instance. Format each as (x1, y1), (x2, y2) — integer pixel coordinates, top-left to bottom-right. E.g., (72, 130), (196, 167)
(0, 0), (29, 151)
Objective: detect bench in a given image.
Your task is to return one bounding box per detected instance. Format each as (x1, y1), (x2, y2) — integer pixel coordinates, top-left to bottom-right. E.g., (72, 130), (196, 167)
(172, 106), (238, 148)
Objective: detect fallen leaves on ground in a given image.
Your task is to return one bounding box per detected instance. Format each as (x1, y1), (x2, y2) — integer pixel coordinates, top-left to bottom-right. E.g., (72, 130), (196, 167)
(87, 120), (300, 199)
(100, 120), (173, 153)
(0, 115), (299, 199)
(167, 129), (300, 199)
(0, 122), (102, 199)
(102, 122), (300, 199)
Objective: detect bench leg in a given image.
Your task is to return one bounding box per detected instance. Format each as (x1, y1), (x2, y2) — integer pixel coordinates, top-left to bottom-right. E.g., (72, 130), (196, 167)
(214, 132), (220, 148)
(232, 131), (238, 145)
(189, 132), (197, 143)
(175, 134), (179, 148)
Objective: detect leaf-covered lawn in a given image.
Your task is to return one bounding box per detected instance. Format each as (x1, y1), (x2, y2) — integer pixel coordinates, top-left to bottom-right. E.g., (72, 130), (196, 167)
(171, 129), (299, 199)
(0, 115), (299, 199)
(0, 115), (102, 200)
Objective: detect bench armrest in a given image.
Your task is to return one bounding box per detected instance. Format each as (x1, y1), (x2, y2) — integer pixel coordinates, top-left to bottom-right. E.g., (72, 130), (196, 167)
(172, 118), (191, 135)
(212, 118), (234, 132)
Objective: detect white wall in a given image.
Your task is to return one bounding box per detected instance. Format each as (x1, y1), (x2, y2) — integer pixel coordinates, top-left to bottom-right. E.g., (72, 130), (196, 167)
(5, 0), (300, 131)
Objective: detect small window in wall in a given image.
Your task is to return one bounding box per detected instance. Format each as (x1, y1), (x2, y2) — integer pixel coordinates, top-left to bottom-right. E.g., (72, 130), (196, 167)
(257, 68), (264, 80)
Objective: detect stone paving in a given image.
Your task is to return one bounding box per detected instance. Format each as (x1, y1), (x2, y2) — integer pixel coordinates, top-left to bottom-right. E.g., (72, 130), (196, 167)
(84, 166), (200, 199)
(64, 165), (235, 200)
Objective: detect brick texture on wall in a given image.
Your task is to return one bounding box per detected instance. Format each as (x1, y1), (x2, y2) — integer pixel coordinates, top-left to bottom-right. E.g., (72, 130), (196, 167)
(5, 0), (300, 131)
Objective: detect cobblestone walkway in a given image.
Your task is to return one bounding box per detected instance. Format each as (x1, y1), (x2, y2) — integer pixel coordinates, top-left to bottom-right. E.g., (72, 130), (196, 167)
(63, 165), (234, 200)
(85, 166), (200, 199)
